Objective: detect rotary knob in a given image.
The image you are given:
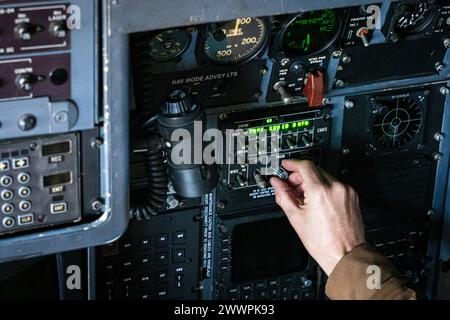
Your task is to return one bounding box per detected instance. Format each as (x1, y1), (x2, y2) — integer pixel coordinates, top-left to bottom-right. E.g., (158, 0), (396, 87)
(50, 22), (67, 38)
(15, 23), (33, 41)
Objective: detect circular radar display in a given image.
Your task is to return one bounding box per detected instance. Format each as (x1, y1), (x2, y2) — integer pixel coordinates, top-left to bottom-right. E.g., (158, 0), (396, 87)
(283, 9), (341, 56)
(372, 97), (423, 148)
(394, 2), (437, 35)
(148, 29), (190, 62)
(204, 17), (267, 64)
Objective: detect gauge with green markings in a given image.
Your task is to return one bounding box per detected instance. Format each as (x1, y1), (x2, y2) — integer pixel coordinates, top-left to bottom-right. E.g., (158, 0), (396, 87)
(282, 9), (341, 56)
(148, 29), (191, 62)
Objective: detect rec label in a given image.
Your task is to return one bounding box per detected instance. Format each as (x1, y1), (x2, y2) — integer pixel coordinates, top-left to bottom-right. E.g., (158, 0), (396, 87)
(171, 71), (239, 85)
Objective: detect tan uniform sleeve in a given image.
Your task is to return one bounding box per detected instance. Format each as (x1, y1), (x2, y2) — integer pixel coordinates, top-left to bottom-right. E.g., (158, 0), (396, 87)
(325, 244), (417, 300)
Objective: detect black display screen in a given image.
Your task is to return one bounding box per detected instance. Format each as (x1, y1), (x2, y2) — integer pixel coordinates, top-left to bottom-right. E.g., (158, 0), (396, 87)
(231, 218), (309, 283)
(43, 172), (72, 187)
(42, 141), (71, 156)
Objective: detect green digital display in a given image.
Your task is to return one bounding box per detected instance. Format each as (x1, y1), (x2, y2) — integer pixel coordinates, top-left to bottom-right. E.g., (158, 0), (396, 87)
(248, 120), (311, 135)
(282, 9), (340, 56)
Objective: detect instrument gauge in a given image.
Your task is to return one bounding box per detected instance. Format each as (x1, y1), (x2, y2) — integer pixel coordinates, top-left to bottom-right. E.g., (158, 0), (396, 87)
(203, 17), (267, 64)
(394, 2), (437, 35)
(148, 29), (191, 62)
(282, 9), (341, 56)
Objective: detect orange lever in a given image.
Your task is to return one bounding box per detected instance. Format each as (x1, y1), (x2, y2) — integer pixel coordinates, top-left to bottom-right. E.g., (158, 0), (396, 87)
(304, 71), (325, 108)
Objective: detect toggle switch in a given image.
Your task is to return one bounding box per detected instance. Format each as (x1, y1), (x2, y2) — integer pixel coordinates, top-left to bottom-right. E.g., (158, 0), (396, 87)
(273, 81), (293, 105)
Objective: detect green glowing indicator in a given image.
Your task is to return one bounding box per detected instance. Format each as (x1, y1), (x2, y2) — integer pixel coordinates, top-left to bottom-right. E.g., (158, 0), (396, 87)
(283, 9), (340, 56)
(248, 120), (311, 135)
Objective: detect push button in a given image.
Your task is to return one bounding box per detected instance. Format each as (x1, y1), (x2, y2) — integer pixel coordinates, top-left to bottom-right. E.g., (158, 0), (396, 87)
(13, 157), (29, 169)
(1, 190), (13, 201)
(18, 213), (34, 226)
(155, 234), (169, 247)
(155, 251), (169, 265)
(19, 200), (32, 212)
(0, 176), (13, 187)
(173, 231), (186, 244)
(173, 249), (186, 263)
(50, 202), (67, 214)
(156, 270), (168, 284)
(2, 217), (15, 228)
(0, 160), (10, 172)
(17, 172), (31, 184)
(18, 187), (31, 198)
(2, 203), (14, 215)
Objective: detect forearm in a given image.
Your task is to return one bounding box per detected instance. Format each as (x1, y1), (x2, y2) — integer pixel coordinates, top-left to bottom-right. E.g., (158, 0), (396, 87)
(325, 244), (417, 300)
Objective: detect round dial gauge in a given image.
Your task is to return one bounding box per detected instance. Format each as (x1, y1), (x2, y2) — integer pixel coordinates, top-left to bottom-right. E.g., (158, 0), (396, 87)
(283, 9), (341, 56)
(372, 97), (423, 148)
(394, 2), (437, 35)
(148, 29), (190, 62)
(204, 17), (267, 64)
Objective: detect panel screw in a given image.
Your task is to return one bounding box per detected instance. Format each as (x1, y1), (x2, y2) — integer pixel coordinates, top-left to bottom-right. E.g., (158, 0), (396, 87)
(435, 62), (446, 72)
(260, 67), (269, 75)
(217, 201), (226, 210)
(342, 148), (351, 156)
(91, 138), (104, 149)
(433, 153), (442, 161)
(332, 51), (342, 59)
(444, 38), (450, 48)
(345, 100), (355, 109)
(427, 209), (435, 218)
(342, 55), (352, 64)
(91, 199), (104, 212)
(335, 79), (345, 88)
(434, 132), (444, 142)
(54, 111), (68, 124)
(440, 86), (450, 96)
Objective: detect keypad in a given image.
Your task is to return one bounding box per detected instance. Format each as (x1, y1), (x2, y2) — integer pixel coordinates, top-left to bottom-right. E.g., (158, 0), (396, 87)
(0, 134), (80, 235)
(99, 227), (193, 300)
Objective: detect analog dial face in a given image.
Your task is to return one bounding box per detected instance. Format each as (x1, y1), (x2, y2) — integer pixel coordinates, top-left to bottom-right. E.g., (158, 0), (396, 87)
(372, 97), (423, 148)
(204, 17), (267, 64)
(148, 29), (190, 62)
(283, 9), (340, 56)
(395, 2), (436, 35)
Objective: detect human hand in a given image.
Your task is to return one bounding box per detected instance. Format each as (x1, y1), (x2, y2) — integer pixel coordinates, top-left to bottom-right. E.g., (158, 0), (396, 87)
(270, 160), (366, 276)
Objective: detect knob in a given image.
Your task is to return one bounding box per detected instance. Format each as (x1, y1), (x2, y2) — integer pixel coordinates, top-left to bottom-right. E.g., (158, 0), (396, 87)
(273, 81), (293, 105)
(15, 23), (33, 41)
(254, 172), (268, 189)
(285, 135), (295, 149)
(16, 74), (35, 92)
(17, 114), (37, 131)
(236, 174), (247, 187)
(161, 89), (195, 116)
(50, 22), (67, 38)
(301, 134), (312, 147)
(301, 277), (313, 288)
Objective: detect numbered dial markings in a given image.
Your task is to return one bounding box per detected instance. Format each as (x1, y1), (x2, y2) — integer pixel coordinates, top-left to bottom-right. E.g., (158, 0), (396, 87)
(204, 17), (267, 64)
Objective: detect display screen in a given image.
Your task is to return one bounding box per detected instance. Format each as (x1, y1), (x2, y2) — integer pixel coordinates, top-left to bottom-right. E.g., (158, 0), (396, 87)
(283, 9), (340, 56)
(248, 120), (312, 135)
(42, 141), (71, 156)
(43, 172), (72, 187)
(231, 218), (309, 283)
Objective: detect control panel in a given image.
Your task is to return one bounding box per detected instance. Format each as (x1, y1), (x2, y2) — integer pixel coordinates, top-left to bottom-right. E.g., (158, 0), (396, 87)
(96, 210), (202, 300)
(0, 134), (80, 235)
(96, 0), (450, 301)
(216, 106), (330, 214)
(0, 0), (109, 264)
